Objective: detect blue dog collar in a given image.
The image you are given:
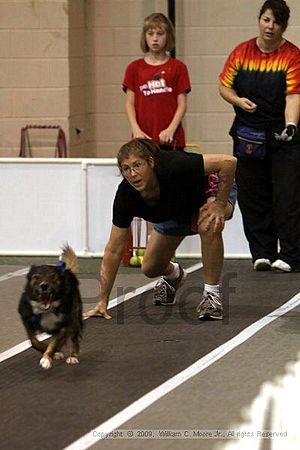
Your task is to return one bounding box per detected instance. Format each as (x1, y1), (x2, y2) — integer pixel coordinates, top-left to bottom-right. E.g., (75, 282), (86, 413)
(55, 261), (66, 272)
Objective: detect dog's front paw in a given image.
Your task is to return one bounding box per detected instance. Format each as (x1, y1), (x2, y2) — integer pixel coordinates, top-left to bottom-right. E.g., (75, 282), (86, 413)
(40, 356), (52, 369)
(66, 356), (79, 365)
(53, 351), (65, 360)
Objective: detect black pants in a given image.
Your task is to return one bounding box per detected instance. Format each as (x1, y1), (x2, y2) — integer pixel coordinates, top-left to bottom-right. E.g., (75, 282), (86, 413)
(235, 139), (300, 269)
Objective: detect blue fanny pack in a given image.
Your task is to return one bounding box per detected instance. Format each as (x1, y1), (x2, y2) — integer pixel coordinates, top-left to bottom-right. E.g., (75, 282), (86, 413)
(236, 125), (266, 159)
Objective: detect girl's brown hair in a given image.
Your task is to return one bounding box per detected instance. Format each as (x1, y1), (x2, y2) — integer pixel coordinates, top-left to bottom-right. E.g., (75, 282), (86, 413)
(140, 13), (175, 53)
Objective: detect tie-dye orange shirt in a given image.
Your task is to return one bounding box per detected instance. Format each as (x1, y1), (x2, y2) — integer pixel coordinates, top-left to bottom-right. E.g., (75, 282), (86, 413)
(219, 38), (300, 129)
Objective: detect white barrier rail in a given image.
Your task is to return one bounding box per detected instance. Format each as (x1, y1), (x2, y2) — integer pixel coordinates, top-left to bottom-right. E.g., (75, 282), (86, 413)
(0, 158), (250, 258)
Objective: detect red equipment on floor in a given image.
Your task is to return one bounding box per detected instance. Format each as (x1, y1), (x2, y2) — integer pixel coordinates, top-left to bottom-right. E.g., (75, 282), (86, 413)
(19, 125), (67, 157)
(122, 218), (149, 266)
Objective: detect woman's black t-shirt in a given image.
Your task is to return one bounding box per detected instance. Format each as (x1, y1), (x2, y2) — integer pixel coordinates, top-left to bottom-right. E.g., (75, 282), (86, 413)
(112, 150), (206, 228)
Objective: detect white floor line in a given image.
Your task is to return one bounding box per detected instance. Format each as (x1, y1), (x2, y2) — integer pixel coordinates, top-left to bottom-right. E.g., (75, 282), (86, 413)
(0, 267), (29, 282)
(63, 292), (300, 450)
(0, 262), (203, 362)
(0, 333), (50, 363)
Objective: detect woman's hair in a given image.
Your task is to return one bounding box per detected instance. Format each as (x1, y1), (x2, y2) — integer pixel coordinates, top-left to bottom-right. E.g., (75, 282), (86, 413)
(140, 13), (175, 53)
(259, 0), (290, 31)
(117, 138), (160, 170)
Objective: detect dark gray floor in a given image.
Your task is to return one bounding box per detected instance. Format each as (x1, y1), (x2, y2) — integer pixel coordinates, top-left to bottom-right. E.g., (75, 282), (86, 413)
(1, 259), (300, 450)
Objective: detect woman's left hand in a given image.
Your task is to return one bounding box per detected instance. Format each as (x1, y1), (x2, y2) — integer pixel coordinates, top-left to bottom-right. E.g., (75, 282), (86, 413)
(198, 199), (226, 232)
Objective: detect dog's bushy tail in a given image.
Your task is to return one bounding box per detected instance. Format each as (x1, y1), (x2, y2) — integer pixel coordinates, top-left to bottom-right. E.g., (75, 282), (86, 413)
(60, 244), (79, 273)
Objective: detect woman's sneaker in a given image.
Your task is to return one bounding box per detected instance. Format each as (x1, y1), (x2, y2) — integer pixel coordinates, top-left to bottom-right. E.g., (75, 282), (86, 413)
(196, 292), (223, 320)
(253, 258), (271, 271)
(153, 265), (187, 305)
(271, 259), (292, 272)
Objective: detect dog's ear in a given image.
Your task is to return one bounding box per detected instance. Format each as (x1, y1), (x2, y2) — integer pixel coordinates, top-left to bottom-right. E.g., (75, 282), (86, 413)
(27, 265), (37, 280)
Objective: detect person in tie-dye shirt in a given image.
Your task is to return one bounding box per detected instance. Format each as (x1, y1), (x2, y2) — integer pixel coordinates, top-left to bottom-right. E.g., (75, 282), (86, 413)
(219, 0), (300, 273)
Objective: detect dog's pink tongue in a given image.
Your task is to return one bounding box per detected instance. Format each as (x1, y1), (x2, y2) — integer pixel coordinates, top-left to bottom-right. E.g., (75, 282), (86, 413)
(41, 301), (51, 310)
(41, 293), (51, 309)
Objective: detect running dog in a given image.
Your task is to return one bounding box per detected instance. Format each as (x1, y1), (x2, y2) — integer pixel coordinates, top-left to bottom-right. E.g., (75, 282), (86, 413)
(18, 244), (83, 369)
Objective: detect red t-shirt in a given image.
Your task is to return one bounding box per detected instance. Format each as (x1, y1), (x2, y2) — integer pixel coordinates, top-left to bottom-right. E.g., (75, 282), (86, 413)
(123, 58), (191, 147)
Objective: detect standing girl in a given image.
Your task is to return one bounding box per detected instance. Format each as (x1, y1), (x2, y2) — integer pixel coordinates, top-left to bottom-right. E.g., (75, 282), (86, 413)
(123, 13), (191, 150)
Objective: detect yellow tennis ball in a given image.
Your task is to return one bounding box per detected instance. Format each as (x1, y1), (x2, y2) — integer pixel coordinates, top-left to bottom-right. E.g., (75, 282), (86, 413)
(136, 249), (145, 256)
(129, 256), (140, 267)
(138, 256), (144, 265)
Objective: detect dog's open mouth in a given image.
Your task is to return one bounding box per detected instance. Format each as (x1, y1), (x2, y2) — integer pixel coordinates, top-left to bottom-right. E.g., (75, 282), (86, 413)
(39, 293), (53, 310)
(30, 291), (59, 315)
